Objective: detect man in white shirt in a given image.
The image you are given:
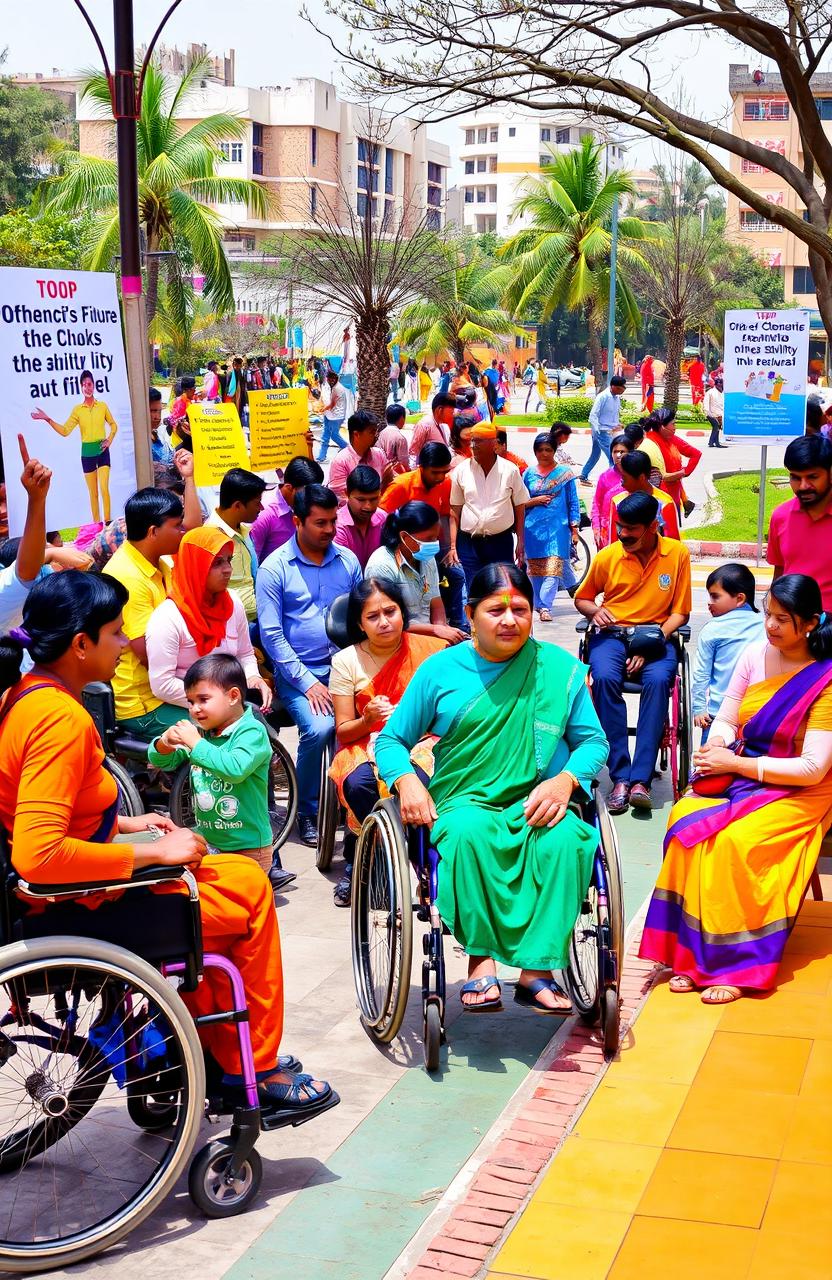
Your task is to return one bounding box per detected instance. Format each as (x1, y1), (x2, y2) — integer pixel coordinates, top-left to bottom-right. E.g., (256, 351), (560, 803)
(317, 370), (349, 462)
(449, 422), (528, 589)
(704, 376), (726, 448)
(579, 374), (626, 485)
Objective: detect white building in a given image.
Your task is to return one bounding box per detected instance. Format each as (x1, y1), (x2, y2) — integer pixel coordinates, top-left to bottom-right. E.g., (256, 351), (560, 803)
(454, 107), (624, 236)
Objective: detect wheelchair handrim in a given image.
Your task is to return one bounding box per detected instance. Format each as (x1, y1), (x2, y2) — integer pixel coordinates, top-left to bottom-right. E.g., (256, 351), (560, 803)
(351, 805), (413, 1041)
(0, 937), (205, 1270)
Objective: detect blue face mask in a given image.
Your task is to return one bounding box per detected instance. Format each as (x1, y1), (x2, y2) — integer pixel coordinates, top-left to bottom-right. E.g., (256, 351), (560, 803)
(410, 538), (441, 563)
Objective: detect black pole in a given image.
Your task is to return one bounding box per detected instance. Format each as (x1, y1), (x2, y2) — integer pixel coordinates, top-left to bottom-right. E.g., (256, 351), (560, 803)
(112, 0), (152, 485)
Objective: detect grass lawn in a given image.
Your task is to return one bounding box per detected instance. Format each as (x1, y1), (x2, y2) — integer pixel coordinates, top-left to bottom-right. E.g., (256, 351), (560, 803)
(684, 468), (789, 542)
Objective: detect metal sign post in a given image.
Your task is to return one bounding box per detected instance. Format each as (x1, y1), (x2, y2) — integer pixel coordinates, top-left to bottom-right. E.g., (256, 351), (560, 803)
(756, 444), (767, 567)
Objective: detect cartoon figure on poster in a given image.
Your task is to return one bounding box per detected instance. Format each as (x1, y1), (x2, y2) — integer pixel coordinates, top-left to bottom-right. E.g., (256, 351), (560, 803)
(30, 369), (119, 523)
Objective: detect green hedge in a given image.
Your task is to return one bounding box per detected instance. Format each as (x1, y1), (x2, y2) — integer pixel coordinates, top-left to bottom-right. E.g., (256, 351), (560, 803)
(544, 397), (707, 427)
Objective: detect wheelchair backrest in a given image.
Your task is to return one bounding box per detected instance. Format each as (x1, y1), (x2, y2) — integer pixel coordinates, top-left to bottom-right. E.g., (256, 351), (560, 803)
(325, 592), (352, 651)
(82, 682), (117, 743)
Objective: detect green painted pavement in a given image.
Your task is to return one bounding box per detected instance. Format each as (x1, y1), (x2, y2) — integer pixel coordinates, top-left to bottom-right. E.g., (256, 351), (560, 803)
(229, 802), (667, 1280)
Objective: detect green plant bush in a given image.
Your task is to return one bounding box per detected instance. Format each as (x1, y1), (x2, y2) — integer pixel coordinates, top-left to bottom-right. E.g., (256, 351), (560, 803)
(545, 397), (594, 424)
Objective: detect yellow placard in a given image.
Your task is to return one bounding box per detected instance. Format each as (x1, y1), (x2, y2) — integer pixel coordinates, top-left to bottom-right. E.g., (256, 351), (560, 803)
(248, 388), (309, 471)
(188, 402), (250, 487)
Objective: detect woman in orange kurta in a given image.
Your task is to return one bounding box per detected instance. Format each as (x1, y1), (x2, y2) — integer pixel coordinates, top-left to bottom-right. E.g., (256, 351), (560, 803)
(328, 578), (443, 905)
(0, 571), (334, 1118)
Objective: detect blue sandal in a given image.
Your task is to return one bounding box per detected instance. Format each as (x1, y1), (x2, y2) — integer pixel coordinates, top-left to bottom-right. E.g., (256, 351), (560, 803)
(259, 1072), (333, 1112)
(460, 975), (503, 1012)
(513, 978), (572, 1015)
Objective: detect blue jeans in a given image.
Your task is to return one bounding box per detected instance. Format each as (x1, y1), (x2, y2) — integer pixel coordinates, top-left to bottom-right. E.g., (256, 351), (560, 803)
(588, 633), (677, 786)
(531, 575), (560, 612)
(579, 429), (613, 482)
(274, 665), (333, 817)
(317, 418), (348, 460)
(438, 556), (468, 629)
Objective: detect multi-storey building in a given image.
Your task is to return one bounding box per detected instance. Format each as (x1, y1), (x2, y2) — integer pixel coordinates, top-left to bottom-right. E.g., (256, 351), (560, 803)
(453, 107), (624, 237)
(726, 63), (832, 304)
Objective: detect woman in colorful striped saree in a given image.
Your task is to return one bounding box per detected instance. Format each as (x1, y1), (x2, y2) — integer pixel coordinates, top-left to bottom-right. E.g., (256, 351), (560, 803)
(640, 574), (832, 1004)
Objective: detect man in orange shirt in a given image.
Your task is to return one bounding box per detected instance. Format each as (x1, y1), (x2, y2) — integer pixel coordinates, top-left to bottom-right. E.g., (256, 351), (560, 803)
(575, 491), (691, 814)
(495, 429), (527, 472)
(380, 442), (467, 630)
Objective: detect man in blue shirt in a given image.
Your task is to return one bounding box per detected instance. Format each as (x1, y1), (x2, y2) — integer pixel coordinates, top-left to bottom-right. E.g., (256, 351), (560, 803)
(256, 483), (362, 845)
(579, 374), (626, 485)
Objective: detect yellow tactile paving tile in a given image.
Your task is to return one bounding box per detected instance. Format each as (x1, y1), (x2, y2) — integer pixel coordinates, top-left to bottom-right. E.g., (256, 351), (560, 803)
(489, 907), (832, 1280)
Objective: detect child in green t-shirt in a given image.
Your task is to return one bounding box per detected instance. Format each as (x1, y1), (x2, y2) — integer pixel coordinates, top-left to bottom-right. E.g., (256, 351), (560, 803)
(148, 654), (276, 874)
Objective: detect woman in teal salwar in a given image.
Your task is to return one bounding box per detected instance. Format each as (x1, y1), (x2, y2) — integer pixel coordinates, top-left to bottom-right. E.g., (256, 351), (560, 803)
(375, 564), (609, 1012)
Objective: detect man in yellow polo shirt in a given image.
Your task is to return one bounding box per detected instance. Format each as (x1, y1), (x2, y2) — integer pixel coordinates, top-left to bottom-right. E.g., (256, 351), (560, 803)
(575, 491), (691, 814)
(31, 370), (118, 524)
(103, 488), (186, 740)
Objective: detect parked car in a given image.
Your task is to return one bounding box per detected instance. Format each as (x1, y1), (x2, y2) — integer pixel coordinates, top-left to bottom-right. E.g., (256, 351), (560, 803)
(546, 366), (585, 390)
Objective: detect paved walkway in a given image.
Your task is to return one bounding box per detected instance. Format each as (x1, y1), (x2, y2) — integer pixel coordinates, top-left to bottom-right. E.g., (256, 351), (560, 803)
(484, 886), (832, 1280)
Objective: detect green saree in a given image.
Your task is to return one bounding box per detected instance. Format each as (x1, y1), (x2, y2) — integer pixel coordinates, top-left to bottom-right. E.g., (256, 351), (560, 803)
(430, 639), (598, 970)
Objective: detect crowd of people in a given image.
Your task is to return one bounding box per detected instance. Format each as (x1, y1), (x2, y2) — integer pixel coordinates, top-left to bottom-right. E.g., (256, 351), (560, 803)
(0, 362), (829, 1120)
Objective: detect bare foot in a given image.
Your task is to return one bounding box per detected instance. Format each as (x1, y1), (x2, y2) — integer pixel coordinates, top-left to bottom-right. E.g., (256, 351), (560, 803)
(669, 974), (696, 994)
(700, 985), (742, 1005)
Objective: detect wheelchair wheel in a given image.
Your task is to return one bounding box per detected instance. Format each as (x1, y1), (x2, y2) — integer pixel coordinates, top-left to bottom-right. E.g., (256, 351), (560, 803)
(188, 1138), (262, 1218)
(352, 798), (413, 1043)
(677, 648), (693, 797)
(424, 1000), (442, 1073)
(169, 728), (298, 855)
(569, 534), (592, 593)
(103, 756), (144, 819)
(316, 738), (338, 872)
(0, 936), (205, 1272)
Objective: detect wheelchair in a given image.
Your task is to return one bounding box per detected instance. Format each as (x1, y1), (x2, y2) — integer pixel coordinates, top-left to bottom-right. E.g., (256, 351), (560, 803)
(577, 621), (693, 801)
(315, 595), (352, 872)
(351, 787), (625, 1071)
(82, 684), (299, 855)
(0, 827), (337, 1273)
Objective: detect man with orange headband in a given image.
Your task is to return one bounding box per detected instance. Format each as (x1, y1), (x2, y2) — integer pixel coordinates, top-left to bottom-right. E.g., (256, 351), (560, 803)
(449, 422), (529, 589)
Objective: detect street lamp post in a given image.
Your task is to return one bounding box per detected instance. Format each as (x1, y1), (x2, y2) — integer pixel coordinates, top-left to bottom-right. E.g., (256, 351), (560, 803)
(606, 193), (619, 389)
(72, 0), (187, 490)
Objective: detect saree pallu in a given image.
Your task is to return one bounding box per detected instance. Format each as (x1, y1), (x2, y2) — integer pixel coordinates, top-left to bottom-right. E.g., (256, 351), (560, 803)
(523, 466), (578, 586)
(429, 640), (598, 970)
(640, 660), (832, 989)
(329, 634), (443, 833)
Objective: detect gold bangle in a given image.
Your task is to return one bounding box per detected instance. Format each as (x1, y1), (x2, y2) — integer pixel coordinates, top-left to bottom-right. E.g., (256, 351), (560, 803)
(561, 769), (580, 792)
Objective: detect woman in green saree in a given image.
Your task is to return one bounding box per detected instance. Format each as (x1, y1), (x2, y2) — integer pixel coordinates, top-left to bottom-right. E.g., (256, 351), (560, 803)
(374, 564), (609, 1012)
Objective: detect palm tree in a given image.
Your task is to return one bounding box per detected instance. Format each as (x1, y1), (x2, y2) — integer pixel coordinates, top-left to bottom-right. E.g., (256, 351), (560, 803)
(396, 244), (520, 364)
(39, 55), (270, 365)
(642, 159), (725, 223)
(500, 137), (660, 382)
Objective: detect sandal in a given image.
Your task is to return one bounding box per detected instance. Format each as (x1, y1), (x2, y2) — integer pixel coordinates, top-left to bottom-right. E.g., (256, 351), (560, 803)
(514, 977), (572, 1015)
(700, 985), (742, 1005)
(460, 975), (503, 1012)
(333, 864), (353, 908)
(257, 1072), (334, 1116)
(538, 609), (553, 622)
(669, 975), (696, 994)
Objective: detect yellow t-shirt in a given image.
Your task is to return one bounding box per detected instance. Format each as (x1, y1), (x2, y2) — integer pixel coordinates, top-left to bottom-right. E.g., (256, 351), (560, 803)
(104, 541), (171, 720)
(58, 400), (116, 445)
(575, 535), (692, 626)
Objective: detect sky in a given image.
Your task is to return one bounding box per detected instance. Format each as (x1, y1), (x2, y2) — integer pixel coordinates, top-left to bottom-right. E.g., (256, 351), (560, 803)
(4, 0), (747, 177)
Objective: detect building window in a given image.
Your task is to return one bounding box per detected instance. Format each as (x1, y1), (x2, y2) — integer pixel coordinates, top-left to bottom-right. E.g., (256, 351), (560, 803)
(555, 128), (571, 144)
(427, 185), (442, 207)
(792, 266), (815, 294)
(427, 161), (443, 183)
(253, 150), (264, 175)
(426, 208), (441, 230)
(487, 185), (497, 202)
(310, 185), (318, 216)
(739, 209), (781, 232)
(219, 141), (243, 163)
(488, 155), (497, 172)
(489, 127), (498, 141)
(311, 127), (317, 165)
(464, 188), (474, 203)
(741, 158), (769, 174)
(465, 128), (475, 144)
(540, 154), (550, 168)
(477, 127), (487, 143)
(357, 165), (379, 193)
(385, 148), (394, 194)
(476, 187), (486, 203)
(508, 126), (516, 137)
(357, 192), (378, 218)
(476, 157), (486, 172)
(743, 97), (789, 121)
(816, 97), (832, 120)
(252, 123), (263, 147)
(476, 214), (496, 232)
(382, 199), (395, 230)
(464, 159), (474, 174)
(357, 137), (379, 165)
(540, 127), (551, 141)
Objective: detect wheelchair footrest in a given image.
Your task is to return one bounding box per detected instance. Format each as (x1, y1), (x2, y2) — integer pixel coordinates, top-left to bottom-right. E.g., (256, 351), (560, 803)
(260, 1090), (341, 1131)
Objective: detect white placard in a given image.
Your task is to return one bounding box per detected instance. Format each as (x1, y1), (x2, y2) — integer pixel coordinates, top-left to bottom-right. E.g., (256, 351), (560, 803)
(723, 308), (810, 443)
(0, 267), (137, 535)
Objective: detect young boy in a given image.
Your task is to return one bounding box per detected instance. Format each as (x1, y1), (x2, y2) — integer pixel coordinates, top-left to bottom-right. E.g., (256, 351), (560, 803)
(692, 563), (765, 737)
(148, 653), (296, 889)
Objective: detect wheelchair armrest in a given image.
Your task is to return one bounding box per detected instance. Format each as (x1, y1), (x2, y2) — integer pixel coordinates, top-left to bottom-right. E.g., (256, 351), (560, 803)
(17, 864), (196, 901)
(575, 619), (589, 633)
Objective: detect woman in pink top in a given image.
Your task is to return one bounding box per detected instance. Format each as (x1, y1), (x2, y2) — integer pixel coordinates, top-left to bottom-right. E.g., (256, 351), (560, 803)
(590, 433), (632, 549)
(145, 526), (270, 711)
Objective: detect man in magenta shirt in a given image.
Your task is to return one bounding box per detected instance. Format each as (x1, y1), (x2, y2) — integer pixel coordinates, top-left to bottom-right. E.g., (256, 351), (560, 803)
(333, 465), (386, 569)
(409, 393), (454, 467)
(328, 410), (390, 504)
(376, 403), (410, 473)
(767, 434), (832, 609)
(249, 456), (323, 561)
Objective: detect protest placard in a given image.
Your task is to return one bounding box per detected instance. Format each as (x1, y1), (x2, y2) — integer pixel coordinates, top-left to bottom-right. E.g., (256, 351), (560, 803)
(188, 401), (250, 486)
(248, 388), (309, 471)
(0, 267), (136, 535)
(723, 308), (810, 442)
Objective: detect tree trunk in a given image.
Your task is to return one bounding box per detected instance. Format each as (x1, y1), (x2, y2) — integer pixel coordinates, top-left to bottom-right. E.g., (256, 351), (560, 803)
(663, 318), (685, 412)
(145, 225), (160, 376)
(356, 309), (391, 419)
(453, 336), (465, 365)
(586, 319), (603, 388)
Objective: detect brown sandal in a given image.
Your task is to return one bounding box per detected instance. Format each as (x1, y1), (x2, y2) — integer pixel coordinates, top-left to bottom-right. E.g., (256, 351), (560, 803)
(669, 974), (696, 994)
(700, 985), (742, 1005)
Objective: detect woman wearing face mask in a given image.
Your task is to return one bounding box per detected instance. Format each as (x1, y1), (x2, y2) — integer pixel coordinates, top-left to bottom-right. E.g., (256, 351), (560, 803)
(365, 501), (466, 646)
